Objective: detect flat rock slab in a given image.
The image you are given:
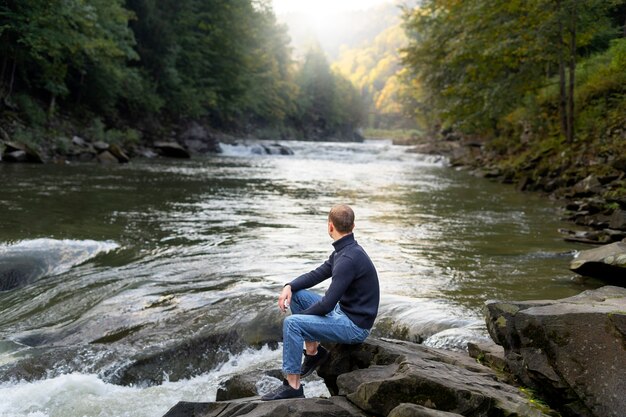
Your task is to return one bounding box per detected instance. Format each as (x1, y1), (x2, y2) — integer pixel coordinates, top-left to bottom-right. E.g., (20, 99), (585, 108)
(570, 241), (626, 285)
(485, 285), (626, 417)
(163, 396), (368, 417)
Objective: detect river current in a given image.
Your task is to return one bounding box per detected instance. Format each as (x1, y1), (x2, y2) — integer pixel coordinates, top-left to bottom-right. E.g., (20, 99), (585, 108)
(0, 140), (598, 416)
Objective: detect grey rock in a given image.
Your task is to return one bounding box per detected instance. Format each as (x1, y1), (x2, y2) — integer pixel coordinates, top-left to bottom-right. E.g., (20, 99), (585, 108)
(163, 396), (369, 417)
(109, 143), (130, 163)
(216, 369), (283, 401)
(319, 338), (551, 417)
(388, 403), (464, 417)
(609, 209), (626, 230)
(2, 142), (44, 163)
(179, 122), (220, 154)
(154, 141), (191, 159)
(570, 241), (626, 284)
(484, 286), (626, 417)
(467, 340), (508, 373)
(93, 141), (110, 152)
(96, 150), (119, 164)
(571, 175), (603, 197)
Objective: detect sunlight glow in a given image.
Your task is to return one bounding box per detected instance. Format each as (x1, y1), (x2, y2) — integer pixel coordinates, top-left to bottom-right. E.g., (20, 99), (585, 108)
(272, 0), (392, 16)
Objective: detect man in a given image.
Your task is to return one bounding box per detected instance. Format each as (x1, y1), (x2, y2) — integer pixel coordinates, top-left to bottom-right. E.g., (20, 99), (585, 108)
(261, 204), (380, 401)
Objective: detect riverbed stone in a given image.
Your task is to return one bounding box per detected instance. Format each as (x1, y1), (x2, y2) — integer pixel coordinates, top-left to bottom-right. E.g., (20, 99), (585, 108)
(179, 122), (220, 154)
(484, 286), (626, 417)
(163, 396), (369, 417)
(569, 241), (626, 283)
(216, 369), (283, 401)
(388, 403), (464, 417)
(96, 150), (119, 164)
(109, 143), (130, 163)
(570, 174), (603, 197)
(2, 141), (44, 163)
(154, 141), (191, 158)
(318, 338), (552, 417)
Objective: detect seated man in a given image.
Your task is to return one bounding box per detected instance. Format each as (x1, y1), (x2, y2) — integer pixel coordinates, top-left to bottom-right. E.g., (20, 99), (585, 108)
(262, 204), (380, 401)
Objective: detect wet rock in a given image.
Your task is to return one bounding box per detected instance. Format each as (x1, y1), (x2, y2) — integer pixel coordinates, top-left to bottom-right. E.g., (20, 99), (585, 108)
(570, 174), (603, 197)
(2, 142), (44, 163)
(609, 209), (626, 230)
(216, 369), (283, 401)
(72, 136), (87, 147)
(109, 144), (130, 163)
(93, 141), (110, 152)
(179, 122), (220, 154)
(163, 396), (369, 417)
(466, 340), (508, 373)
(154, 141), (191, 159)
(96, 150), (119, 164)
(318, 338), (552, 417)
(558, 228), (613, 245)
(570, 241), (626, 283)
(484, 286), (626, 417)
(388, 403), (464, 417)
(262, 143), (294, 155)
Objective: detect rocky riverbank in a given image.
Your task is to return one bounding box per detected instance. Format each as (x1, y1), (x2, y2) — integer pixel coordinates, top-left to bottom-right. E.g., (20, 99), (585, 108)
(162, 286), (626, 417)
(0, 121), (302, 165)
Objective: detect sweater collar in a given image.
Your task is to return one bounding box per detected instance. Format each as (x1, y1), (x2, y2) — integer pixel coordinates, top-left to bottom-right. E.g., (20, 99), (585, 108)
(332, 233), (355, 251)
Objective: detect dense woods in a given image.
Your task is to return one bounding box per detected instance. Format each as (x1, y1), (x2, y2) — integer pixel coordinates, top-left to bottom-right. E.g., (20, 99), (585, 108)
(0, 0), (364, 146)
(401, 0), (626, 185)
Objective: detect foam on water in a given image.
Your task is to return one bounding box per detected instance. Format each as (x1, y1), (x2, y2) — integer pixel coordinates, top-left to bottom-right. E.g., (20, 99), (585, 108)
(0, 344), (329, 417)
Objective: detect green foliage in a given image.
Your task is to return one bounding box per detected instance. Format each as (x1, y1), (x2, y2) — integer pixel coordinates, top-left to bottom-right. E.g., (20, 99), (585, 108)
(86, 118), (141, 146)
(14, 94), (46, 126)
(0, 0), (364, 141)
(401, 0), (625, 136)
(293, 46), (365, 138)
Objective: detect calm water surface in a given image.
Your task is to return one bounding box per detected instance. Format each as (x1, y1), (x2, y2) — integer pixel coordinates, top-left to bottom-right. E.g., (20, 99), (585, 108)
(0, 140), (597, 417)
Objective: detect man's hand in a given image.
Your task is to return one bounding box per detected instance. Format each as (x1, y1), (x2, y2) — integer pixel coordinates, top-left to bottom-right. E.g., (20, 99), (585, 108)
(279, 284), (292, 313)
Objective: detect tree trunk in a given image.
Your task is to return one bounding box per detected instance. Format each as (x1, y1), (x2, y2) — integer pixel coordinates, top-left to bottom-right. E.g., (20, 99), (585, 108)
(48, 94), (56, 119)
(7, 58), (16, 98)
(557, 10), (568, 141)
(567, 3), (576, 143)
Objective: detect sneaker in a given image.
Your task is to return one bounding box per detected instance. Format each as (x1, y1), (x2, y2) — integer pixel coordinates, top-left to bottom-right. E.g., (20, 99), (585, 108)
(300, 345), (329, 378)
(260, 379), (304, 401)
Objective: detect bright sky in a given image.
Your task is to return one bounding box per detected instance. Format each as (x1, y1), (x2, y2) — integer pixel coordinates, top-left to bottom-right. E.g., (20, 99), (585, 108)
(272, 0), (393, 15)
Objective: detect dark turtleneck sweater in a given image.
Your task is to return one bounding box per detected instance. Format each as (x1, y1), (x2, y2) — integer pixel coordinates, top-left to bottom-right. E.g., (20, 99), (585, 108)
(288, 233), (379, 330)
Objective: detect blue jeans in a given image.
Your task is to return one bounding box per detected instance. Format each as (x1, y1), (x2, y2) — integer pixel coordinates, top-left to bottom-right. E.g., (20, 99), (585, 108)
(282, 290), (370, 375)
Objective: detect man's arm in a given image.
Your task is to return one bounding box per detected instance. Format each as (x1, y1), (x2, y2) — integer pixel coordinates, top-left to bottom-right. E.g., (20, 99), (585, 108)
(298, 255), (355, 316)
(288, 254), (333, 292)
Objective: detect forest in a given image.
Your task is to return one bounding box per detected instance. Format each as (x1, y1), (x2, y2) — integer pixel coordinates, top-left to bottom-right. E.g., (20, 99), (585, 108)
(401, 0), (626, 188)
(1, 0), (625, 169)
(0, 0), (364, 148)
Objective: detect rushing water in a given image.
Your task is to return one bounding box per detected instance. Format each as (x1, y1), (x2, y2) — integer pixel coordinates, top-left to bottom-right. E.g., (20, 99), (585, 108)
(0, 140), (599, 417)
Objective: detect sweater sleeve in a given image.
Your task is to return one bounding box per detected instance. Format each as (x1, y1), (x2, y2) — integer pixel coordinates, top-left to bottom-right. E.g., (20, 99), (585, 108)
(288, 254), (333, 292)
(298, 254), (355, 316)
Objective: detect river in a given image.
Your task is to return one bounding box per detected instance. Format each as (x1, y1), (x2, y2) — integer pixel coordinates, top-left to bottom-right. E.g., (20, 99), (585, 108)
(0, 140), (598, 417)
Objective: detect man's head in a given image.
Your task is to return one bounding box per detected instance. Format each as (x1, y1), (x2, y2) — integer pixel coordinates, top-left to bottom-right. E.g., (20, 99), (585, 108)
(328, 204), (355, 239)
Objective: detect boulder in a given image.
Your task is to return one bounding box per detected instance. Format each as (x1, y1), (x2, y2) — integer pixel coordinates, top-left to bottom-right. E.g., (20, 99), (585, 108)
(261, 143), (294, 156)
(108, 144), (130, 163)
(570, 241), (626, 283)
(388, 403), (463, 417)
(318, 338), (552, 417)
(484, 286), (626, 417)
(96, 151), (119, 164)
(2, 142), (44, 163)
(93, 141), (110, 152)
(153, 141), (191, 159)
(179, 122), (220, 154)
(163, 396), (369, 417)
(216, 369), (283, 401)
(570, 175), (603, 197)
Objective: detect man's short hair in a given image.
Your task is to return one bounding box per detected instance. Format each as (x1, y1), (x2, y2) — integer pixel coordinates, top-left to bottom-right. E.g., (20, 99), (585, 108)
(329, 204), (355, 234)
